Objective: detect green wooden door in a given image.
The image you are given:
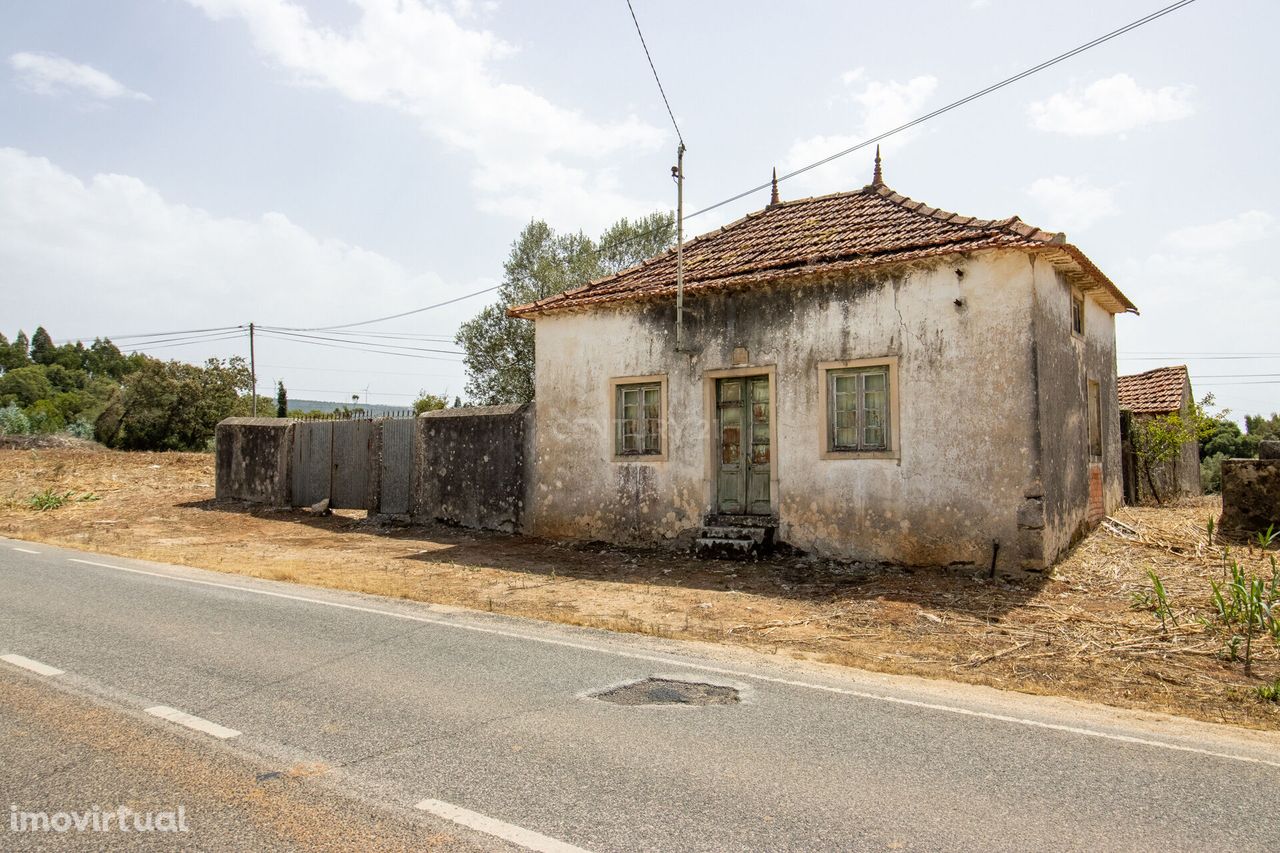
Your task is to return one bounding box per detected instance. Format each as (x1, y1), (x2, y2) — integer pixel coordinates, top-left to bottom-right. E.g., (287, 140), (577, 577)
(716, 376), (771, 515)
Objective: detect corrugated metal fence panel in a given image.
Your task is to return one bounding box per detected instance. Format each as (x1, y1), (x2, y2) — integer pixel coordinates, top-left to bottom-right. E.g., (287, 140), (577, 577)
(291, 421), (332, 507)
(330, 419), (374, 510)
(379, 417), (415, 515)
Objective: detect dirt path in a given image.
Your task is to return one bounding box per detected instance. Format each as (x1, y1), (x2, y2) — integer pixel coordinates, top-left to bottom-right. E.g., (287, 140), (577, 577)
(1, 446), (1276, 730)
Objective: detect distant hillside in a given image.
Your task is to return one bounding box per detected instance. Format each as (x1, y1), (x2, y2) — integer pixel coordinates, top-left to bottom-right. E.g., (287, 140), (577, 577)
(288, 399), (415, 417)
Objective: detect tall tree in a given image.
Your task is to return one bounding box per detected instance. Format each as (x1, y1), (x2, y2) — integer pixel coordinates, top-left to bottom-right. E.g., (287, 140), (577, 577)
(29, 326), (56, 365)
(456, 212), (675, 405)
(10, 331), (31, 369)
(276, 381), (288, 418)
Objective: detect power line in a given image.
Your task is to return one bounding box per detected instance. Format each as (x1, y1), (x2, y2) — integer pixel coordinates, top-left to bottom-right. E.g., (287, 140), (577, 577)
(624, 0), (683, 146)
(258, 328), (463, 355)
(689, 0), (1199, 220)
(1120, 355), (1280, 361)
(556, 0), (1203, 267)
(54, 325), (243, 345)
(255, 331), (464, 362)
(261, 363), (458, 378)
(267, 284), (501, 333)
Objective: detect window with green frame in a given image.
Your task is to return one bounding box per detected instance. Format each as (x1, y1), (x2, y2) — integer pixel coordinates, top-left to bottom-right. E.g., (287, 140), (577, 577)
(615, 382), (662, 455)
(828, 366), (890, 451)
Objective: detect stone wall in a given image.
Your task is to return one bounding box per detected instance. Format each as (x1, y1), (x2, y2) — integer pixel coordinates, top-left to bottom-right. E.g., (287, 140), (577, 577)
(411, 404), (531, 532)
(215, 417), (292, 506)
(1219, 455), (1280, 538)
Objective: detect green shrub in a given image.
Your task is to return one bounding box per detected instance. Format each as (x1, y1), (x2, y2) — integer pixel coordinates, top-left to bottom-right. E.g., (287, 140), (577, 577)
(65, 418), (94, 440)
(25, 399), (65, 433)
(1201, 451), (1228, 494)
(28, 489), (72, 511)
(0, 402), (30, 435)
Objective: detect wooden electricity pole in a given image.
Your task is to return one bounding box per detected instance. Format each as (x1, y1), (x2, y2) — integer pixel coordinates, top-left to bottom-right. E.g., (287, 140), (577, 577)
(249, 322), (257, 417)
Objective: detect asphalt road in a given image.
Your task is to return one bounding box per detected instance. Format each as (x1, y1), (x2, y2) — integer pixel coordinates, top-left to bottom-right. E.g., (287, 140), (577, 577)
(1, 536), (1278, 852)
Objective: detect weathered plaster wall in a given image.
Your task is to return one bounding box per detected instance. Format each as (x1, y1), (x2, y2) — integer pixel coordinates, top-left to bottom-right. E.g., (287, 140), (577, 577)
(215, 417), (292, 506)
(528, 250), (1049, 574)
(411, 404), (530, 532)
(1029, 257), (1122, 567)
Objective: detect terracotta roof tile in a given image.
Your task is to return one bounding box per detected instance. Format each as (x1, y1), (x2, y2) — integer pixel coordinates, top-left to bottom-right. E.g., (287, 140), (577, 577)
(1118, 365), (1190, 414)
(509, 182), (1136, 318)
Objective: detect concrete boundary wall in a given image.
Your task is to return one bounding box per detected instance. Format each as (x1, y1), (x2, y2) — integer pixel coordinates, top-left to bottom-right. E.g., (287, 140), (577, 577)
(411, 403), (532, 532)
(1219, 458), (1280, 538)
(216, 408), (533, 532)
(215, 418), (293, 505)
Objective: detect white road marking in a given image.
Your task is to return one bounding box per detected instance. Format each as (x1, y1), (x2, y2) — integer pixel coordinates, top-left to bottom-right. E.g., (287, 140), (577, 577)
(144, 705), (241, 740)
(62, 557), (1280, 770)
(415, 799), (591, 853)
(11, 547), (40, 554)
(1, 653), (64, 677)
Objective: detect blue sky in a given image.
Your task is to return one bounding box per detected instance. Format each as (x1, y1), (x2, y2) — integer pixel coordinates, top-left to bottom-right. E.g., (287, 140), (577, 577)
(2, 0), (1276, 418)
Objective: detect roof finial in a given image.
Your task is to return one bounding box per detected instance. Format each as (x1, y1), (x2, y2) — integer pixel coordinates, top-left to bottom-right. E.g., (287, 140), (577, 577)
(872, 145), (884, 187)
(769, 167), (780, 206)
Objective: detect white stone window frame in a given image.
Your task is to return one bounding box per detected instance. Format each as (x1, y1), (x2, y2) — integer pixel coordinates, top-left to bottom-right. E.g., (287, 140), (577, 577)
(818, 357), (900, 461)
(609, 374), (668, 462)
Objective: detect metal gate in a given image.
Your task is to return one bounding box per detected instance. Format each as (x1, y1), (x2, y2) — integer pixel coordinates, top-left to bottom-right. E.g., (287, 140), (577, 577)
(291, 421), (333, 507)
(290, 419), (377, 510)
(377, 417), (415, 515)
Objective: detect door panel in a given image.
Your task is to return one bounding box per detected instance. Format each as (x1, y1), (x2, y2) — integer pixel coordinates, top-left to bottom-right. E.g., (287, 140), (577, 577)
(747, 377), (771, 515)
(716, 376), (771, 515)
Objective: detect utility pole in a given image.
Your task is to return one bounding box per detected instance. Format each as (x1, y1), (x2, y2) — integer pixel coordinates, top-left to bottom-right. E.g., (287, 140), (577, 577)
(249, 322), (257, 417)
(673, 142), (686, 352)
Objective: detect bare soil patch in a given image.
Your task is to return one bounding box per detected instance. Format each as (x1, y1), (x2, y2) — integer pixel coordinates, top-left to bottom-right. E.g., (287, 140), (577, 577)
(1, 446), (1276, 730)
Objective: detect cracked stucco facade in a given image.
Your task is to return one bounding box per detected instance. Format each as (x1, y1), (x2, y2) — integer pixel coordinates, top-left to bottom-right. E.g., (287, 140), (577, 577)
(525, 248), (1121, 575)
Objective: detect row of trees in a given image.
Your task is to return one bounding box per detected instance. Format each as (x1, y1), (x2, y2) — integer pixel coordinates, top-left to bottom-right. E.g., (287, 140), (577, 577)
(0, 326), (256, 451)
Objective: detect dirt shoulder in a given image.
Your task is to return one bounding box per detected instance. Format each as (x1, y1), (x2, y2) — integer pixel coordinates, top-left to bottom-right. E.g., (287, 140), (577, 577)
(1, 446), (1276, 730)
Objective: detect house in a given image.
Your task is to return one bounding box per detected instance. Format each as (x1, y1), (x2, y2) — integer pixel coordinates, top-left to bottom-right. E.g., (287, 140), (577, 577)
(1117, 365), (1202, 503)
(509, 154), (1137, 575)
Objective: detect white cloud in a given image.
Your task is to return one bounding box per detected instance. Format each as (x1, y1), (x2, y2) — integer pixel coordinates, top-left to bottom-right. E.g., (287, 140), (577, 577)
(1165, 210), (1275, 252)
(783, 68), (937, 195)
(0, 147), (474, 339)
(184, 0), (665, 229)
(1028, 74), (1193, 136)
(9, 52), (151, 102)
(1025, 175), (1117, 233)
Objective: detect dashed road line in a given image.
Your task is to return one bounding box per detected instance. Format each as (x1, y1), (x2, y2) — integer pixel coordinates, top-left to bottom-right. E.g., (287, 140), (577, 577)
(59, 556), (1280, 770)
(145, 705), (241, 740)
(11, 547), (41, 554)
(415, 799), (591, 853)
(1, 653), (65, 677)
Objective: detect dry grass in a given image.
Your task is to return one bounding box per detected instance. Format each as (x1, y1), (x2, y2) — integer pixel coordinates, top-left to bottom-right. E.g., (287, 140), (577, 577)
(1, 446), (1276, 730)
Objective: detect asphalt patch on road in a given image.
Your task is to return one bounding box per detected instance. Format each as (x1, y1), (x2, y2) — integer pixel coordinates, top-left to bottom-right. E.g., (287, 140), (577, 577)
(592, 677), (740, 707)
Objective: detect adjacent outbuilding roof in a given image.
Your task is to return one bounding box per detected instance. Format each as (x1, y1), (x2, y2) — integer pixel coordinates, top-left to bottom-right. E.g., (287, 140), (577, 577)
(509, 161), (1136, 318)
(1118, 365), (1191, 414)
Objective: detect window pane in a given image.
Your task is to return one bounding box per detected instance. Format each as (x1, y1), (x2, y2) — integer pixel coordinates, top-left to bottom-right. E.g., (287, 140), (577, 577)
(618, 382), (662, 455)
(864, 391), (885, 425)
(828, 366), (892, 452)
